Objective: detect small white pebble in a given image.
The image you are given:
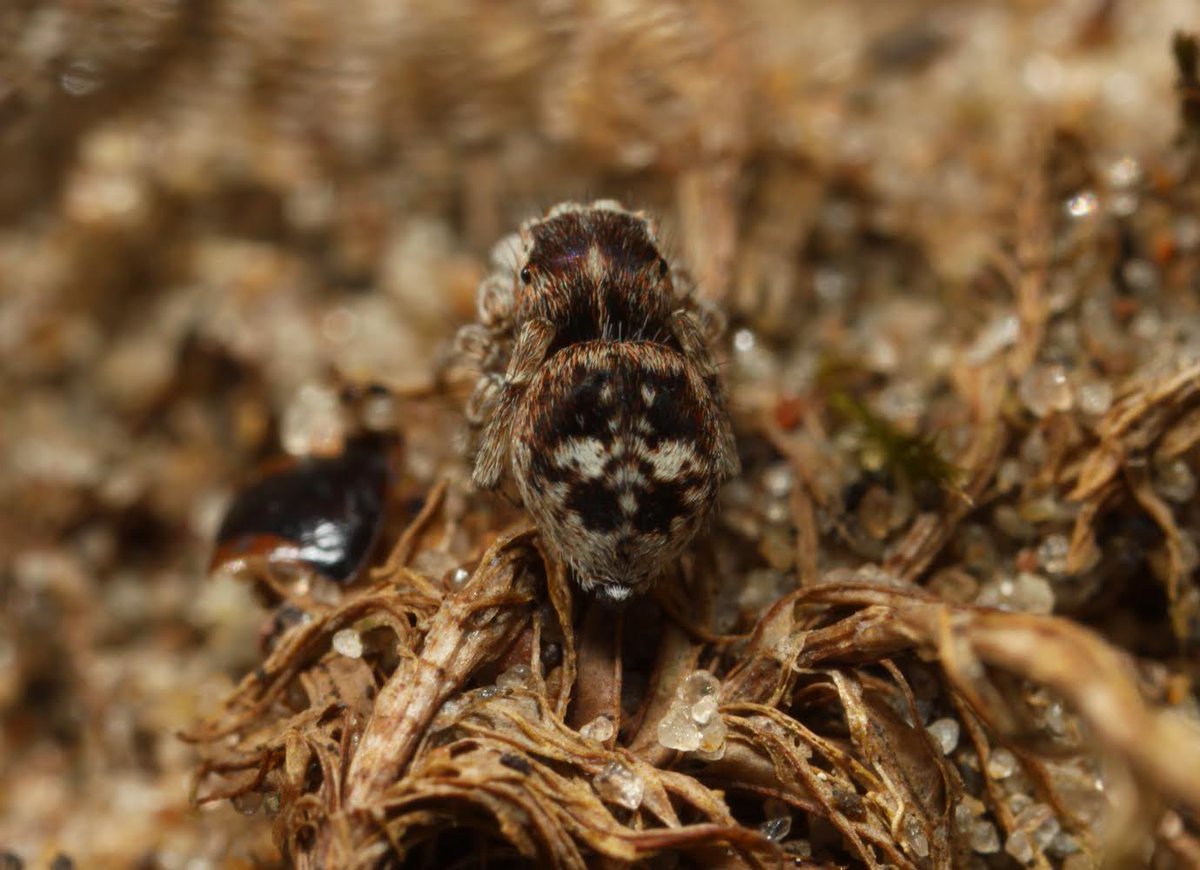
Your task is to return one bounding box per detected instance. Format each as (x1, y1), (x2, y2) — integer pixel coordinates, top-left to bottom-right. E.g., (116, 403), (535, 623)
(1018, 364), (1073, 418)
(282, 382), (345, 456)
(592, 761), (644, 811)
(496, 664), (532, 691)
(926, 718), (960, 755)
(1076, 380), (1113, 416)
(580, 716), (615, 743)
(332, 628), (363, 659)
(969, 820), (1000, 854)
(1010, 572), (1055, 615)
(1005, 828), (1034, 863)
(986, 747), (1018, 779)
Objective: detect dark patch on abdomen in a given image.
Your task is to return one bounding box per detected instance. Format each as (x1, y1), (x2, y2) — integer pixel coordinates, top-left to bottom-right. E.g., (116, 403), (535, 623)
(567, 480), (624, 533)
(632, 480), (688, 535)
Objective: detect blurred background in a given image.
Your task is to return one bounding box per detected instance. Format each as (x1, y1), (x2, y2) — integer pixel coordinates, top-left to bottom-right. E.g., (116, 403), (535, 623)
(0, 0), (1195, 864)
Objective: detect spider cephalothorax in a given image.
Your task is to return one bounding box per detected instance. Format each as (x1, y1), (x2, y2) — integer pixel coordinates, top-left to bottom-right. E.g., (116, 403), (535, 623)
(455, 201), (738, 600)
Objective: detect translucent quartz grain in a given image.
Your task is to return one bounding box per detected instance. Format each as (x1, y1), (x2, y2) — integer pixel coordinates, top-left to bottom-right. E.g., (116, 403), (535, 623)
(1064, 191), (1097, 218)
(977, 573), (1054, 614)
(580, 716), (615, 743)
(904, 812), (930, 858)
(657, 706), (702, 752)
(282, 383), (344, 456)
(679, 671), (720, 706)
(969, 820), (1000, 854)
(496, 664), (532, 691)
(1156, 459), (1197, 503)
(691, 695), (719, 726)
(1076, 380), (1113, 416)
(657, 670), (726, 756)
(1010, 572), (1055, 614)
(762, 462), (794, 497)
(1013, 803), (1060, 850)
(985, 747), (1017, 779)
(1036, 534), (1070, 575)
(332, 629), (363, 659)
(1018, 364), (1073, 417)
(759, 814), (792, 842)
(965, 314), (1019, 364)
(926, 718), (960, 754)
(1005, 829), (1034, 864)
(593, 761), (644, 811)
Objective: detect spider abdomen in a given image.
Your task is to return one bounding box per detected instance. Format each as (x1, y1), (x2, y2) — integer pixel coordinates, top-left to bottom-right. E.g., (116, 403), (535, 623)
(512, 342), (723, 599)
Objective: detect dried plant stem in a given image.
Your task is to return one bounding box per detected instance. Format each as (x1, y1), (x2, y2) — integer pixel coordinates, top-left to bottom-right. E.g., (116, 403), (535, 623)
(570, 601), (624, 747)
(344, 529), (539, 809)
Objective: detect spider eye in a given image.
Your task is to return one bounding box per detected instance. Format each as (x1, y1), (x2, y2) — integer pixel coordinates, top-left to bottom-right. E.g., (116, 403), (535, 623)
(657, 258), (670, 279)
(520, 266), (532, 284)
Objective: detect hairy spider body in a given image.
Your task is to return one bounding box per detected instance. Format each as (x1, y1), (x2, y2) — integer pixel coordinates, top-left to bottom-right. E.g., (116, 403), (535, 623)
(456, 201), (737, 599)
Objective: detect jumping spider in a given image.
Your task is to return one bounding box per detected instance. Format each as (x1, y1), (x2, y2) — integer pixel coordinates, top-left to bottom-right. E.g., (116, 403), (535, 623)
(455, 201), (738, 601)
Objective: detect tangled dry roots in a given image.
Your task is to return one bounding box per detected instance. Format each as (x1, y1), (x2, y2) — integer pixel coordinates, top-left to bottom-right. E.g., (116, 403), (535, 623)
(189, 468), (1200, 868)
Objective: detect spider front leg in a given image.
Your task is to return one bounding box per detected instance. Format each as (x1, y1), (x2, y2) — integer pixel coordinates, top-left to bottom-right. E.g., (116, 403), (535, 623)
(472, 318), (556, 491)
